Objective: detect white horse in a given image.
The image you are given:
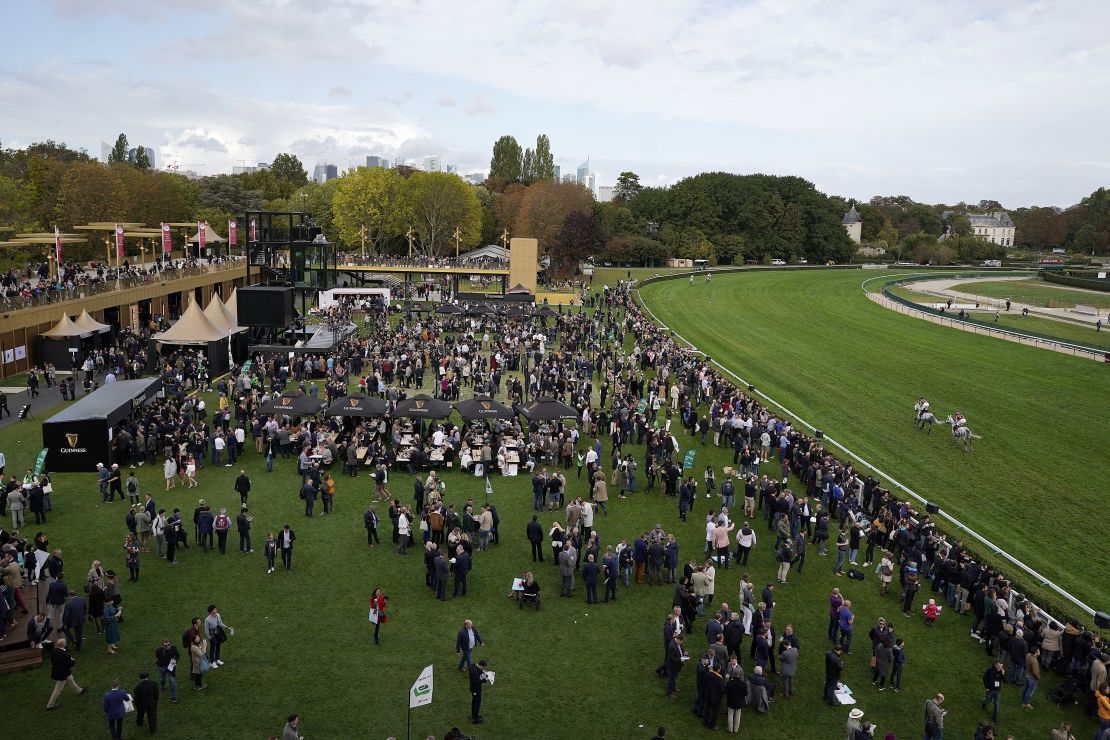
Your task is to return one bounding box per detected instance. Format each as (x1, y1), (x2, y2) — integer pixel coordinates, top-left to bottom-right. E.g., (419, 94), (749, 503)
(945, 415), (973, 451)
(916, 411), (937, 434)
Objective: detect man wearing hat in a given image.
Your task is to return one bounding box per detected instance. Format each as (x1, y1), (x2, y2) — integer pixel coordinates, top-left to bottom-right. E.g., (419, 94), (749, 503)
(107, 464), (124, 503)
(133, 670), (159, 733)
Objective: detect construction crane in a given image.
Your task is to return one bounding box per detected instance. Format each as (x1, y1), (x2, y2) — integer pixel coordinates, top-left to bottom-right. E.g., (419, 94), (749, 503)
(166, 161), (205, 173)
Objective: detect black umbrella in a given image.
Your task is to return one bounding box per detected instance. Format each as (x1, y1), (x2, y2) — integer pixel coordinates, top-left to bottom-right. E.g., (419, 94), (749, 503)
(324, 393), (389, 418)
(505, 304), (531, 318)
(518, 397), (579, 421)
(454, 396), (515, 420)
(258, 389), (325, 416)
(535, 306), (558, 318)
(394, 394), (452, 419)
(468, 304), (493, 316)
(435, 304), (463, 315)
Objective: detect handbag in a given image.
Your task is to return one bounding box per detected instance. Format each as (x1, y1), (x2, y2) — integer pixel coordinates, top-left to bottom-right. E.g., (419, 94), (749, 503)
(369, 608), (379, 625)
(199, 655), (211, 673)
(869, 655), (877, 669)
(123, 694), (135, 713)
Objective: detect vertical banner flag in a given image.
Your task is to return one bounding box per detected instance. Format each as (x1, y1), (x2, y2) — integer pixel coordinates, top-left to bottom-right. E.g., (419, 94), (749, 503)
(54, 225), (62, 266)
(161, 222), (173, 254)
(250, 218), (257, 242)
(409, 664), (434, 709)
(228, 219), (237, 246)
(198, 221), (207, 253)
(115, 223), (124, 260)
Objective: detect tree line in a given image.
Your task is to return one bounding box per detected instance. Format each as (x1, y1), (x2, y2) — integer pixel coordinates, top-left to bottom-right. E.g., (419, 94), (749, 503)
(3, 134), (1106, 273)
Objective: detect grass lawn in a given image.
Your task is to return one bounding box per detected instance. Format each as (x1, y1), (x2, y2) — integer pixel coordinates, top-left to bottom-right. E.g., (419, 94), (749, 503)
(963, 312), (1110, 351)
(640, 270), (1110, 612)
(1, 301), (1098, 740)
(881, 282), (1110, 351)
(955, 279), (1110, 310)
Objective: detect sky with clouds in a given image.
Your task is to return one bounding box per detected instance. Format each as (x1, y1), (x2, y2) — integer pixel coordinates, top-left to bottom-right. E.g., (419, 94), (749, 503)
(1, 0), (1107, 206)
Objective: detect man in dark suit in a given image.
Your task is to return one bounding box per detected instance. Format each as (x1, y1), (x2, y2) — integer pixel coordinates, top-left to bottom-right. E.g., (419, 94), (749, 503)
(453, 545), (471, 597)
(665, 633), (686, 698)
(364, 505), (380, 547)
(455, 619), (483, 670)
(434, 552), (450, 601)
(233, 471), (251, 507)
(61, 590), (87, 650)
(279, 525), (296, 571)
(526, 515), (544, 562)
(133, 670), (159, 733)
(46, 637), (85, 709)
(46, 577), (69, 631)
(469, 659), (489, 724)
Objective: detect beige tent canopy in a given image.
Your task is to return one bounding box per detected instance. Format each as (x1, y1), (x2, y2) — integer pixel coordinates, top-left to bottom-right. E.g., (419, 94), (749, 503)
(74, 309), (111, 334)
(41, 313), (92, 338)
(203, 294), (244, 334)
(154, 298), (228, 344)
(188, 223), (226, 244)
(225, 287), (239, 323)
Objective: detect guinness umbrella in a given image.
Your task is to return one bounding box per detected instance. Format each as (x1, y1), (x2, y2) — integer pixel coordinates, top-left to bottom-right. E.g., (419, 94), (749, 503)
(435, 304), (463, 315)
(518, 397), (579, 421)
(394, 394), (452, 419)
(535, 306), (558, 318)
(467, 304), (493, 316)
(505, 304), (531, 318)
(454, 396), (515, 420)
(325, 393), (389, 418)
(258, 389), (325, 416)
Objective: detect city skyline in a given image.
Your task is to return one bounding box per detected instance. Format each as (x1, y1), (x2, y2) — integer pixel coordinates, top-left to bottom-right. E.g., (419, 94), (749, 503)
(2, 1), (1108, 206)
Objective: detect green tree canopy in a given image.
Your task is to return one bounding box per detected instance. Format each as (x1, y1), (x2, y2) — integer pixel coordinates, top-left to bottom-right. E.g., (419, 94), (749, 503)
(489, 135), (523, 184)
(108, 134), (129, 163)
(613, 171), (643, 203)
(408, 172), (482, 257)
(332, 167), (412, 255)
(270, 153), (308, 187)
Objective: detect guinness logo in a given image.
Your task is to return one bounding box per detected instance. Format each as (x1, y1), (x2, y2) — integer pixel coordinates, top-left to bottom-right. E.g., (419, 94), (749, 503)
(480, 402), (491, 410)
(415, 400), (425, 409)
(349, 399), (360, 407)
(66, 433), (79, 447)
(281, 398), (292, 407)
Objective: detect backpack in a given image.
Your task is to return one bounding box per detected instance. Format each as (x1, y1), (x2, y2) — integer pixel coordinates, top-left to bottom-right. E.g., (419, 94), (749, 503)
(127, 478), (138, 494)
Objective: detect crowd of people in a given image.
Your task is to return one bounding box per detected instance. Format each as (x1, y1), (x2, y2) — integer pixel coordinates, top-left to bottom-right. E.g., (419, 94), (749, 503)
(1, 277), (1108, 739)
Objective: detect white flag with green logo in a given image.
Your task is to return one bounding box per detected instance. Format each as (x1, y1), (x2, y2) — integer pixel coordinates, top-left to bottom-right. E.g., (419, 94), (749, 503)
(409, 664), (433, 709)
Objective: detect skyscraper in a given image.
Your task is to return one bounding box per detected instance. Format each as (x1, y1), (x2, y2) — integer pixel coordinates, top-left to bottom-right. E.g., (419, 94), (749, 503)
(366, 155), (388, 169)
(424, 154), (443, 172)
(576, 158), (590, 185)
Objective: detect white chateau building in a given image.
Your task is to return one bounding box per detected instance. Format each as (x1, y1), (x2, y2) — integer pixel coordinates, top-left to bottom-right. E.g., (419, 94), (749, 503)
(968, 212), (1016, 247)
(842, 205), (862, 244)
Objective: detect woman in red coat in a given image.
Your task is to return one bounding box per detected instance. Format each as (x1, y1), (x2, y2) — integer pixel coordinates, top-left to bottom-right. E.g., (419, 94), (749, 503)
(369, 587), (388, 645)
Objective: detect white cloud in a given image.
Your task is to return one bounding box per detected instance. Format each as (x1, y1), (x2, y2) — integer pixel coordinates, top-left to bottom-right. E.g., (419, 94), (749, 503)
(328, 85), (352, 98)
(464, 94), (496, 115)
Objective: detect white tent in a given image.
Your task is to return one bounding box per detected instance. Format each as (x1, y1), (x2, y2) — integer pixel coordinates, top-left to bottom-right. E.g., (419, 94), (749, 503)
(41, 313), (92, 338)
(203, 294), (244, 334)
(188, 222), (226, 244)
(74, 309), (111, 334)
(154, 298), (228, 344)
(225, 287), (239, 324)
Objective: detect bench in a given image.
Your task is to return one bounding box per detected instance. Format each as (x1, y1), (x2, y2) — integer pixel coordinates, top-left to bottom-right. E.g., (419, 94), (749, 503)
(0, 647), (44, 674)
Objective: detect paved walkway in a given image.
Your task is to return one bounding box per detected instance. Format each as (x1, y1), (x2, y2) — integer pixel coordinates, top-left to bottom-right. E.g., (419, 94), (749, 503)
(907, 277), (1105, 326)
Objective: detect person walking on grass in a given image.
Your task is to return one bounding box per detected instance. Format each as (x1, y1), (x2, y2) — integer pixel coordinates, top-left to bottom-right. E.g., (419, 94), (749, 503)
(455, 618), (484, 671)
(46, 637), (86, 709)
(923, 693), (946, 740)
(369, 587), (388, 645)
(102, 678), (129, 740)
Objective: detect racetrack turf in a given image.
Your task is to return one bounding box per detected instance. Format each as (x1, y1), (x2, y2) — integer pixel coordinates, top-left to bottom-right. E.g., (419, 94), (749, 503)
(640, 269), (1110, 612)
